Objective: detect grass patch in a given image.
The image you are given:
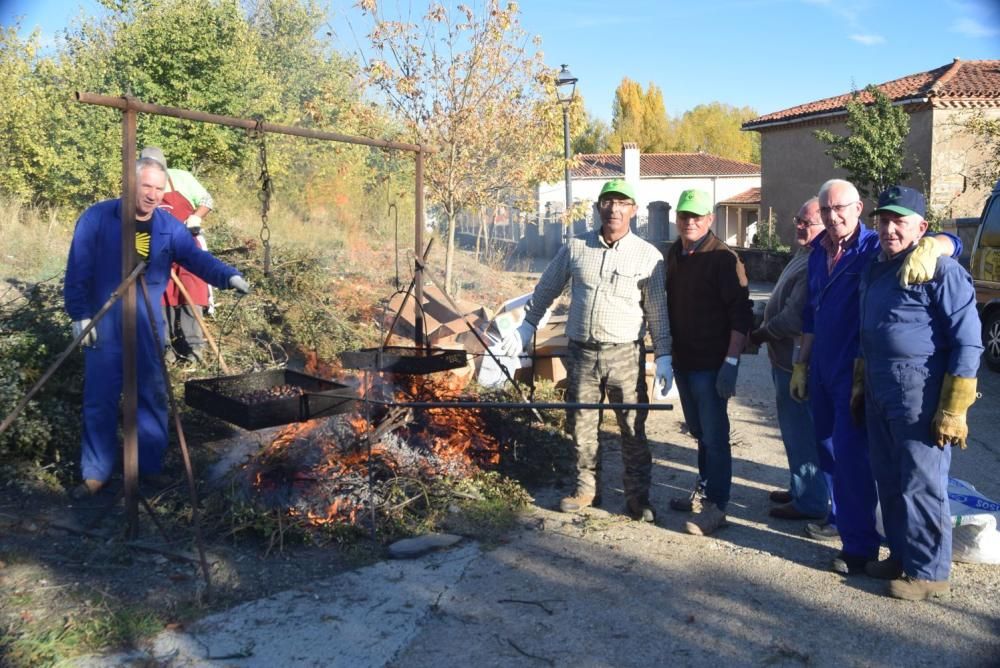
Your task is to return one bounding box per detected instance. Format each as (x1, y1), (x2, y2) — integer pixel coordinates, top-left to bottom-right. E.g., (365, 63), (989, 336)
(2, 601), (163, 668)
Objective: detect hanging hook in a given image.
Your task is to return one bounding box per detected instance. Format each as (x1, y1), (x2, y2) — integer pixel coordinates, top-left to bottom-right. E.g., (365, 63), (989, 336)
(389, 202), (400, 291)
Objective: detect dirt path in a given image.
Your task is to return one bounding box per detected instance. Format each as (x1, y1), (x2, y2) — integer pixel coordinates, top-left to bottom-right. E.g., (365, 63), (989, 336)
(78, 350), (1000, 667)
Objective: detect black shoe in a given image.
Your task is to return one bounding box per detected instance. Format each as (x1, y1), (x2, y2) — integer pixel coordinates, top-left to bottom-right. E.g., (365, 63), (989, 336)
(805, 521), (840, 541)
(769, 502), (825, 520)
(69, 479), (105, 500)
(769, 489), (793, 504)
(865, 557), (904, 580)
(626, 496), (656, 523)
(831, 551), (869, 575)
(139, 472), (175, 492)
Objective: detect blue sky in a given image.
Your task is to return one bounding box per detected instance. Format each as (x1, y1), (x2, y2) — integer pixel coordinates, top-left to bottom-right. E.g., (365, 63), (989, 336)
(3, 0), (998, 122)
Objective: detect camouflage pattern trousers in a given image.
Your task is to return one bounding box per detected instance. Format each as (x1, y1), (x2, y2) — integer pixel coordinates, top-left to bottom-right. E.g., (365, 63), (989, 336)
(566, 340), (650, 501)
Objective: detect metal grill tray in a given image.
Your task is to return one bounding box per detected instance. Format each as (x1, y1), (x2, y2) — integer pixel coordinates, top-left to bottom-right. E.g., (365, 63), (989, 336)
(184, 369), (356, 430)
(339, 346), (468, 374)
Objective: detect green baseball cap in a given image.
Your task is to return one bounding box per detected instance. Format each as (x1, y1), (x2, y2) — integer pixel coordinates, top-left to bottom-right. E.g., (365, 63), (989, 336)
(599, 179), (636, 202)
(676, 189), (713, 216)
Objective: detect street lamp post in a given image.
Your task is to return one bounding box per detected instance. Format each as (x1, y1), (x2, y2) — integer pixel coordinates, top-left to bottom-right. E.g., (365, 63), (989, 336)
(555, 64), (578, 244)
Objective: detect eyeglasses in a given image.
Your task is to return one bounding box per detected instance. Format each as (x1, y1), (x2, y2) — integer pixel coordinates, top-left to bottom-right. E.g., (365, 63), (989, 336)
(819, 201), (859, 215)
(793, 216), (823, 228)
(598, 199), (635, 211)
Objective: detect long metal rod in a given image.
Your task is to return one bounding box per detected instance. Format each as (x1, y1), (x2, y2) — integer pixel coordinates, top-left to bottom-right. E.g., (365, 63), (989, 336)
(169, 269), (230, 374)
(382, 238), (435, 348)
(414, 150), (426, 347)
(360, 399), (672, 410)
(76, 92), (428, 154)
(139, 276), (213, 593)
(0, 262), (147, 437)
(122, 103), (139, 536)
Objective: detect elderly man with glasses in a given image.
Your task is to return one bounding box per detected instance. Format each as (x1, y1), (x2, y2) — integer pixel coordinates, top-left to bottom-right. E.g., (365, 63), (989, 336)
(501, 179), (672, 522)
(789, 179), (960, 576)
(749, 197), (829, 522)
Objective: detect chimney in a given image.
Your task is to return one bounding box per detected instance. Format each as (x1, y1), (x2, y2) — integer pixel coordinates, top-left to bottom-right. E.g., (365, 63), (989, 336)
(622, 142), (640, 190)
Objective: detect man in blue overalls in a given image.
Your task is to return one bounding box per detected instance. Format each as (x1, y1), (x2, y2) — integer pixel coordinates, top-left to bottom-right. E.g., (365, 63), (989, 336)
(789, 179), (960, 575)
(856, 185), (980, 600)
(64, 157), (250, 499)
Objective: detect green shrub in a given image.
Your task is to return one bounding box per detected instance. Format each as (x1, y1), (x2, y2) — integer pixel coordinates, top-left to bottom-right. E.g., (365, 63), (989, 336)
(0, 279), (82, 465)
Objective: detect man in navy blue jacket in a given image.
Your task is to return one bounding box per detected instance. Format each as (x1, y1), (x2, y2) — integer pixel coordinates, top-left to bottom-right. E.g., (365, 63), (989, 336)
(64, 157), (249, 498)
(789, 179), (960, 576)
(857, 185), (980, 600)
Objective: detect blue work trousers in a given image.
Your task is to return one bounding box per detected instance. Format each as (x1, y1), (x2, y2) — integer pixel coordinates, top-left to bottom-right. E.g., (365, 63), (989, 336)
(866, 382), (952, 581)
(675, 368), (731, 511)
(81, 345), (169, 482)
(810, 366), (880, 559)
(772, 366), (829, 516)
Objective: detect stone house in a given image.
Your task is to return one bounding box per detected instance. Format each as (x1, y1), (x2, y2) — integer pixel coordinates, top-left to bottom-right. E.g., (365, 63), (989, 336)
(743, 59), (1000, 245)
(536, 143), (760, 245)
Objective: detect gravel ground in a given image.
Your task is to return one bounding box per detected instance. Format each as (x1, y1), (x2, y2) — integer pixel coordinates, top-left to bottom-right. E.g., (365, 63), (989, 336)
(82, 343), (1000, 667)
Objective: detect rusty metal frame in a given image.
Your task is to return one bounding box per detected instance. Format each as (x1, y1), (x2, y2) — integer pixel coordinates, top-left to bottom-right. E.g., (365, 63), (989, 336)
(70, 93), (433, 532)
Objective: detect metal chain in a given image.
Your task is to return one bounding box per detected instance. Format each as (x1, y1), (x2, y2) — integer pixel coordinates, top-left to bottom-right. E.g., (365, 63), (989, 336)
(249, 117), (272, 276)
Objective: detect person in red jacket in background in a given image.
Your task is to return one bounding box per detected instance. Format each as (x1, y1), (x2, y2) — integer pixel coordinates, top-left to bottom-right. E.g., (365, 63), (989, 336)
(142, 146), (215, 364)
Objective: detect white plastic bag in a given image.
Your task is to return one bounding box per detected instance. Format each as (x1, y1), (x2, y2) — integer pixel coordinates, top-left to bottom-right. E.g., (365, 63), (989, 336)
(949, 478), (1000, 564)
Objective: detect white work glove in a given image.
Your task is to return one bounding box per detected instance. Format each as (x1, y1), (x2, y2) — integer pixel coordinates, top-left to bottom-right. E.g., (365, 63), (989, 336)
(184, 214), (203, 235)
(500, 321), (535, 358)
(72, 318), (97, 347)
(654, 355), (673, 399)
(229, 275), (251, 294)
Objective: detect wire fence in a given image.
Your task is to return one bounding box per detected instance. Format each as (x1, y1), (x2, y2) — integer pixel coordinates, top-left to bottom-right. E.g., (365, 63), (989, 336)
(453, 207), (670, 258)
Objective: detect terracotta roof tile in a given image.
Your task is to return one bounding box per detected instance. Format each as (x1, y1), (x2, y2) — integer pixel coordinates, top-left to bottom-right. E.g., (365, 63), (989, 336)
(571, 152), (760, 178)
(718, 187), (760, 205)
(744, 59), (1000, 129)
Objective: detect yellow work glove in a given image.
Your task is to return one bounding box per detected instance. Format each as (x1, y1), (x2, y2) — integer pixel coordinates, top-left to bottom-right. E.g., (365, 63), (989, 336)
(790, 362), (809, 403)
(850, 358), (865, 426)
(898, 237), (943, 287)
(932, 374), (978, 449)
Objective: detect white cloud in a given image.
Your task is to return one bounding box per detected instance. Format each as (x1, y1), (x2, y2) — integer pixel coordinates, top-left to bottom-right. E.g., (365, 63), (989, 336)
(849, 33), (885, 45)
(951, 17), (1000, 38)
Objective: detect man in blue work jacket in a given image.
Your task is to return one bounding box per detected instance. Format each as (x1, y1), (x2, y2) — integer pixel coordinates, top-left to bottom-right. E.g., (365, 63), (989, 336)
(64, 157), (250, 499)
(856, 186), (980, 600)
(789, 178), (960, 575)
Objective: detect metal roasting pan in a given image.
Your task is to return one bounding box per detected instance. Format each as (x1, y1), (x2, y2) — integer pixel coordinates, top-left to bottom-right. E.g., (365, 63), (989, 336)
(184, 369), (356, 430)
(338, 346), (468, 374)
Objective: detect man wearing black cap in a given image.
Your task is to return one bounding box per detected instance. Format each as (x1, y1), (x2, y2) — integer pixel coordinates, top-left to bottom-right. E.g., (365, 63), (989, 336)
(791, 178), (962, 577)
(501, 179), (672, 521)
(855, 185), (981, 600)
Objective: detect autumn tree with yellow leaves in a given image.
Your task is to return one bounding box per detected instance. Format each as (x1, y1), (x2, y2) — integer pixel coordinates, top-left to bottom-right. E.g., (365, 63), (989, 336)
(358, 0), (572, 291)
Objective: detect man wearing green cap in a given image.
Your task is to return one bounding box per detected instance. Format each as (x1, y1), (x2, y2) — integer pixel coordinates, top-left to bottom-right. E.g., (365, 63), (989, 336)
(501, 178), (672, 521)
(665, 188), (753, 536)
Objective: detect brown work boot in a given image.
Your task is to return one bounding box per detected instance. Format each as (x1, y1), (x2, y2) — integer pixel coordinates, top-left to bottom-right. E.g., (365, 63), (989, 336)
(626, 495), (656, 523)
(559, 491), (596, 513)
(865, 557), (904, 580)
(888, 575), (950, 601)
(69, 478), (105, 500)
(684, 501), (727, 536)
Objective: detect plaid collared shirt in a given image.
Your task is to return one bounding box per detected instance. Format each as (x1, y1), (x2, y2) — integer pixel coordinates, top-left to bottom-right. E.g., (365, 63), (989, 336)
(523, 229), (671, 357)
